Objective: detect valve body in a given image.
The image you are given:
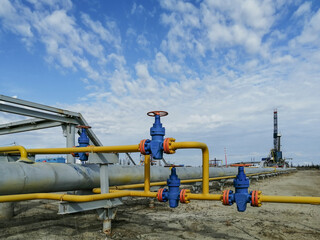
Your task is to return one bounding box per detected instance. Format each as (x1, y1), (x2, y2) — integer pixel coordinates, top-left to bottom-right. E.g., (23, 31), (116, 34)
(140, 112), (169, 159)
(157, 167), (182, 208)
(222, 166), (253, 212)
(72, 126), (90, 161)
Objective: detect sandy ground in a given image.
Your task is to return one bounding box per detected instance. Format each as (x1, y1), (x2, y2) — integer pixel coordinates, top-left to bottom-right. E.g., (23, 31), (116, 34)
(0, 170), (319, 240)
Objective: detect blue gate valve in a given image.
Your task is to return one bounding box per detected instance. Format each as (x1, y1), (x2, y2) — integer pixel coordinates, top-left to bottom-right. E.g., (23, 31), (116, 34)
(157, 167), (190, 208)
(222, 166), (251, 212)
(157, 167), (183, 208)
(139, 111), (169, 160)
(71, 125), (91, 161)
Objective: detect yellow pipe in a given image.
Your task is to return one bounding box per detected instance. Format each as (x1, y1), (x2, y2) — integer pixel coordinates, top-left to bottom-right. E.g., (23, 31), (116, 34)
(184, 193), (320, 205)
(0, 146), (31, 162)
(144, 155), (151, 193)
(260, 195), (320, 205)
(1, 190), (318, 206)
(170, 141), (210, 194)
(92, 171), (279, 193)
(0, 190), (157, 203)
(24, 144), (140, 154)
(188, 193), (222, 201)
(178, 192), (320, 205)
(109, 189), (157, 198)
(0, 191), (130, 202)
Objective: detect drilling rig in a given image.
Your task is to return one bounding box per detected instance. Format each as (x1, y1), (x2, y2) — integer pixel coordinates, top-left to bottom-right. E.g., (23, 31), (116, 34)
(262, 110), (289, 168)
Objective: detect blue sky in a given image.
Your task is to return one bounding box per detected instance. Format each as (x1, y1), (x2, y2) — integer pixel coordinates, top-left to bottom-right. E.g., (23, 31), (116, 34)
(0, 0), (320, 165)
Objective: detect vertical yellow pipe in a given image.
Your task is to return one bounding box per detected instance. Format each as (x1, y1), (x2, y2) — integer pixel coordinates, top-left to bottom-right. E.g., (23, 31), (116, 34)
(202, 147), (209, 194)
(144, 155), (151, 193)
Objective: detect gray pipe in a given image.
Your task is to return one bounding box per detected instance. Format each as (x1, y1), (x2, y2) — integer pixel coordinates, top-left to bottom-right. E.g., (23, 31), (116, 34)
(0, 162), (294, 195)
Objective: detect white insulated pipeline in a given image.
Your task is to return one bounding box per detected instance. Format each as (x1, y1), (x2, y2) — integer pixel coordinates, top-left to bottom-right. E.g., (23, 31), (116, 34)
(0, 162), (294, 195)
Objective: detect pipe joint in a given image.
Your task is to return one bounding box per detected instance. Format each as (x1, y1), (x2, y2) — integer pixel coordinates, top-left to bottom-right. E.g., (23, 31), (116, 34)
(163, 138), (176, 154)
(139, 139), (151, 155)
(179, 189), (190, 204)
(250, 190), (262, 207)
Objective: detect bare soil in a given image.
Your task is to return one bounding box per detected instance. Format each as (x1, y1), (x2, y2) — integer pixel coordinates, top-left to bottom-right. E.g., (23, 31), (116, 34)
(0, 170), (319, 240)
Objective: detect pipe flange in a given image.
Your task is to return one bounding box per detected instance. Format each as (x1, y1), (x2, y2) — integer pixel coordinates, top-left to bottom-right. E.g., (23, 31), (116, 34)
(163, 138), (176, 154)
(179, 189), (190, 204)
(222, 189), (233, 206)
(251, 190), (262, 207)
(139, 139), (148, 155)
(157, 188), (167, 202)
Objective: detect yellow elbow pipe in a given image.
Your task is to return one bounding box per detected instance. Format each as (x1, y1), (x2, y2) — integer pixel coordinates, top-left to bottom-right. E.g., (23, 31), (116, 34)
(170, 141), (210, 195)
(0, 145), (31, 162)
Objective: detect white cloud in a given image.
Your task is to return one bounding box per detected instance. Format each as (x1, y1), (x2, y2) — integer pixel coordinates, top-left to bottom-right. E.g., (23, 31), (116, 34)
(293, 1), (312, 17)
(81, 13), (121, 51)
(0, 0), (122, 81)
(160, 0), (276, 59)
(154, 52), (181, 75)
(136, 34), (149, 47)
(0, 0), (33, 37)
(160, 0), (198, 14)
(1, 1), (320, 165)
(131, 2), (144, 15)
(294, 8), (320, 45)
(26, 0), (73, 11)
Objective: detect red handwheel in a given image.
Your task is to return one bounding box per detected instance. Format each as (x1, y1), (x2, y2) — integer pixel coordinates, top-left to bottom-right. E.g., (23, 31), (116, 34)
(147, 111), (168, 117)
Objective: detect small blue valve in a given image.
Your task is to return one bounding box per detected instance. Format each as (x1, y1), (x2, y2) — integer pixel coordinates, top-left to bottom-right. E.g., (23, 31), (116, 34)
(157, 167), (181, 208)
(72, 126), (91, 161)
(222, 166), (251, 212)
(233, 166), (250, 212)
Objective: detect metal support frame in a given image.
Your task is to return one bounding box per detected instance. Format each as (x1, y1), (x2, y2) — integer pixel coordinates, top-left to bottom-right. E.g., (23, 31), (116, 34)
(57, 163), (122, 233)
(0, 95), (118, 164)
(0, 119), (62, 135)
(99, 164), (117, 234)
(63, 124), (76, 164)
(59, 198), (122, 215)
(0, 94), (120, 228)
(125, 152), (136, 165)
(0, 103), (79, 124)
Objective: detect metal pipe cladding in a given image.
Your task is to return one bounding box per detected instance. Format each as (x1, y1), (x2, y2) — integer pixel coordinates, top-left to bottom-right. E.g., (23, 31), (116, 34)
(0, 162), (294, 195)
